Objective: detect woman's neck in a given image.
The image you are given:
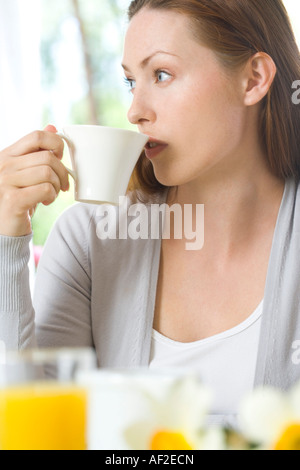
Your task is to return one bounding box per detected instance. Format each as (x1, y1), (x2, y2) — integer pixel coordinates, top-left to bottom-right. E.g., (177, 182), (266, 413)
(167, 152), (285, 257)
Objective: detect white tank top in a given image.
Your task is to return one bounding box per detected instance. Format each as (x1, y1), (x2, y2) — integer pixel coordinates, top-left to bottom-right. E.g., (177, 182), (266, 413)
(149, 301), (263, 427)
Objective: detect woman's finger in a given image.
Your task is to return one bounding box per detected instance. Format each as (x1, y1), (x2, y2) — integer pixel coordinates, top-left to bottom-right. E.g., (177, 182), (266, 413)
(4, 165), (62, 195)
(2, 150), (70, 192)
(2, 130), (64, 159)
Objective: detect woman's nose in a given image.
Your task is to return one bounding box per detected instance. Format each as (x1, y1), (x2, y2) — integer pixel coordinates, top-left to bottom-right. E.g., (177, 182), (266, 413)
(127, 89), (156, 125)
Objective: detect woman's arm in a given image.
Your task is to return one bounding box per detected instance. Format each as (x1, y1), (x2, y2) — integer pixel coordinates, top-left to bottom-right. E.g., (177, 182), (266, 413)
(0, 204), (94, 353)
(0, 234), (36, 350)
(33, 204), (94, 350)
(0, 129), (93, 352)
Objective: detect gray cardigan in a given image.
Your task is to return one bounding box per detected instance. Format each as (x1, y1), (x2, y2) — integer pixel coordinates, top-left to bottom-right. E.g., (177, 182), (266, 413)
(1, 178), (300, 393)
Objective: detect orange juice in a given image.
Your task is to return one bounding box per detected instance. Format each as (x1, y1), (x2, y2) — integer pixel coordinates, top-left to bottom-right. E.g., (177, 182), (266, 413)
(0, 382), (87, 450)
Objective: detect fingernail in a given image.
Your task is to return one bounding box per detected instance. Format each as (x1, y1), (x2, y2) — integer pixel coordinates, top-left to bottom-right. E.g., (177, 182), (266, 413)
(44, 124), (58, 133)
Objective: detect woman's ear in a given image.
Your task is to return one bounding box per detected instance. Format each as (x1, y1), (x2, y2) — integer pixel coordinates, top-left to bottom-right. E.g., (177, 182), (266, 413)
(243, 52), (277, 106)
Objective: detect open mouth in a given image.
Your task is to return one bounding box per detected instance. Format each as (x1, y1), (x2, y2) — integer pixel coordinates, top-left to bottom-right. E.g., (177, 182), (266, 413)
(145, 139), (168, 159)
(147, 142), (161, 149)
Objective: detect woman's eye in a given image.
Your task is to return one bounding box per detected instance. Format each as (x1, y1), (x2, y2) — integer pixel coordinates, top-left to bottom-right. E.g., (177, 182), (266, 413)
(124, 70), (171, 91)
(156, 70), (171, 83)
(124, 77), (136, 91)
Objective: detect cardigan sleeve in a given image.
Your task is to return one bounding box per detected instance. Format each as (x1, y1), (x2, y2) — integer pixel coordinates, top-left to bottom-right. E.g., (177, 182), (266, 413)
(34, 204), (94, 350)
(0, 203), (95, 354)
(0, 234), (36, 351)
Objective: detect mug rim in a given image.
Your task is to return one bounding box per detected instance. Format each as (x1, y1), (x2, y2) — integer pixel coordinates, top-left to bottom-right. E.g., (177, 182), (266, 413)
(61, 124), (148, 140)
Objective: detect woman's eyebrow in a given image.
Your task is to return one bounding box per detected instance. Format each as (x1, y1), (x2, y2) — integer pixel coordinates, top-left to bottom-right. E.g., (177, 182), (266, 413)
(122, 50), (179, 72)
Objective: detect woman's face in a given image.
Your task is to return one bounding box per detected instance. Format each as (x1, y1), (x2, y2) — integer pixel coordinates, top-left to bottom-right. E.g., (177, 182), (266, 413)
(122, 8), (249, 188)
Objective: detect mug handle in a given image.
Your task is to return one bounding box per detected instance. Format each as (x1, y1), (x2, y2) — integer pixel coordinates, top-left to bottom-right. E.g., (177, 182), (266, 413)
(57, 132), (77, 181)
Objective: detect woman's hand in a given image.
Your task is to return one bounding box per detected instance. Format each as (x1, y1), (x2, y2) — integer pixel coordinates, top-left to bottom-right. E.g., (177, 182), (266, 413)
(0, 125), (69, 237)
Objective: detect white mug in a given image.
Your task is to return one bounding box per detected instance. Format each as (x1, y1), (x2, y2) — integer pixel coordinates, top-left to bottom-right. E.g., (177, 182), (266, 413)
(58, 125), (149, 205)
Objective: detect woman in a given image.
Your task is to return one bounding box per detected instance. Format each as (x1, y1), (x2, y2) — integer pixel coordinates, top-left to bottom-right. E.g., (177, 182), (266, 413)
(1, 0), (300, 426)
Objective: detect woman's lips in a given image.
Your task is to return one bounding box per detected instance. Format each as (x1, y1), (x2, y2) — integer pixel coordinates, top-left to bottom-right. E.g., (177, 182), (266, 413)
(144, 139), (168, 159)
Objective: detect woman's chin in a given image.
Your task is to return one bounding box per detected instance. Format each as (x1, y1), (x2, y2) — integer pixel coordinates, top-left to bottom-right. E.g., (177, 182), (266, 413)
(153, 169), (190, 189)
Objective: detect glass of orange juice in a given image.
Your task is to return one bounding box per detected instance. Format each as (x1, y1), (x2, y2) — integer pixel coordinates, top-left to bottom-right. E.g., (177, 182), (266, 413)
(0, 348), (96, 450)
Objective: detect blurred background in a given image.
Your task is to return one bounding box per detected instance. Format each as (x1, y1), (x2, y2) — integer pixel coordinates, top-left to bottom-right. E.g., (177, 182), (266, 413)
(0, 0), (132, 265)
(0, 0), (300, 268)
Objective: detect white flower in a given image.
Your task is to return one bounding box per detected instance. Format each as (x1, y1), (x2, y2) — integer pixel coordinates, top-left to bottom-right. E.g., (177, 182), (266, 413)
(238, 382), (300, 449)
(198, 426), (228, 451)
(289, 381), (300, 419)
(123, 376), (213, 450)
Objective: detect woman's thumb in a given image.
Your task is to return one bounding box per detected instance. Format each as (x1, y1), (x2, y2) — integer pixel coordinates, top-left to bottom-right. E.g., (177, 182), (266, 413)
(44, 124), (57, 133)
